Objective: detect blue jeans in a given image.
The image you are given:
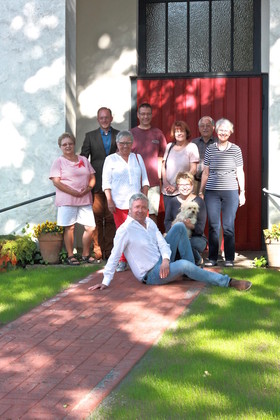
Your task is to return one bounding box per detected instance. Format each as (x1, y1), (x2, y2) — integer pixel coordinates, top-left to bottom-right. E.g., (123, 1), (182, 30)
(204, 190), (239, 262)
(190, 236), (207, 264)
(145, 223), (230, 287)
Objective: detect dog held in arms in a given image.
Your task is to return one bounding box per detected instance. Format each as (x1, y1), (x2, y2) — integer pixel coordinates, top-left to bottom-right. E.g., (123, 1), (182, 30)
(171, 201), (199, 237)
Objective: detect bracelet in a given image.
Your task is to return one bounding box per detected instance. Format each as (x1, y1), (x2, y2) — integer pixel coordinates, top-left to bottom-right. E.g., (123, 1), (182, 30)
(198, 192), (203, 195)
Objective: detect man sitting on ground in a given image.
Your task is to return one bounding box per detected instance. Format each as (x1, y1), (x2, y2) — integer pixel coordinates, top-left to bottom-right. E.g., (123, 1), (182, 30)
(89, 193), (252, 292)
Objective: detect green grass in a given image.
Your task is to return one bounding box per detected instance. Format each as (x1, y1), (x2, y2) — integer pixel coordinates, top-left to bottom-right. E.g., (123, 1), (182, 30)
(91, 268), (280, 419)
(0, 265), (102, 324)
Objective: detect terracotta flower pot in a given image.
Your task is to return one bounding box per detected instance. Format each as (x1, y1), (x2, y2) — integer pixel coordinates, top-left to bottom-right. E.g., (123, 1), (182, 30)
(38, 233), (63, 264)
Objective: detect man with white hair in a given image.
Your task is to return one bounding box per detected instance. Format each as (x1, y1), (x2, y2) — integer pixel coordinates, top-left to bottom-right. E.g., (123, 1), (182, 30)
(89, 193), (252, 292)
(192, 116), (217, 195)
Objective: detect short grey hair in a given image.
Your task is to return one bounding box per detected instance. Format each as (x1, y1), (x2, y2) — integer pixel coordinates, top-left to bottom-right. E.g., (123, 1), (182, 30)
(198, 116), (215, 127)
(129, 193), (149, 209)
(215, 118), (234, 134)
(116, 130), (134, 144)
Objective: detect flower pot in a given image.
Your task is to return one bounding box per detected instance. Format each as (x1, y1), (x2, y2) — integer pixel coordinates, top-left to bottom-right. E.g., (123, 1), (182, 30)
(38, 233), (63, 264)
(265, 239), (280, 268)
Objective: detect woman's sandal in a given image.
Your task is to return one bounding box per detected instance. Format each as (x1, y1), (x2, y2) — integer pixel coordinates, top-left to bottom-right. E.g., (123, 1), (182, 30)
(67, 256), (80, 266)
(81, 256), (102, 264)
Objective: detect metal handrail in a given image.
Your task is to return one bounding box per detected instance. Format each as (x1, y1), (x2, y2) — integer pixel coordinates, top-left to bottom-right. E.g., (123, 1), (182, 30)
(0, 192), (55, 214)
(262, 188), (280, 199)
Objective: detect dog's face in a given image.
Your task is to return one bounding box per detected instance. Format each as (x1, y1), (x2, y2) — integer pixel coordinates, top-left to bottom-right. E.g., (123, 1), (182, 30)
(180, 201), (199, 217)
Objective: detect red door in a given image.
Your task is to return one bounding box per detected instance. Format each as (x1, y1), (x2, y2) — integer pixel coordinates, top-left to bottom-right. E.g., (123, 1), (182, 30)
(136, 77), (262, 250)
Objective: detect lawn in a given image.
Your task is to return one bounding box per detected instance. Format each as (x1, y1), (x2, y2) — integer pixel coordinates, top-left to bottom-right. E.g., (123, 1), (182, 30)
(0, 264), (102, 324)
(91, 268), (280, 419)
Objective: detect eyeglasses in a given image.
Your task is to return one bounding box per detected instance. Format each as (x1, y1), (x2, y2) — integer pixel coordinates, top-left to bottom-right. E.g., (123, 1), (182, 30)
(200, 124), (212, 129)
(177, 184), (192, 188)
(217, 129), (231, 134)
(138, 113), (152, 116)
(118, 142), (132, 146)
(61, 143), (74, 147)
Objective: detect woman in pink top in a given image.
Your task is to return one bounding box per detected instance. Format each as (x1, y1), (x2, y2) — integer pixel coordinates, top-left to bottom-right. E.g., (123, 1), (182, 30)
(49, 132), (96, 265)
(161, 121), (199, 210)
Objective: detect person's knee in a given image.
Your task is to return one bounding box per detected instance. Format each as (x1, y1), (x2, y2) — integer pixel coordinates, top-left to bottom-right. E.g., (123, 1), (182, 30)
(84, 225), (95, 234)
(170, 222), (187, 235)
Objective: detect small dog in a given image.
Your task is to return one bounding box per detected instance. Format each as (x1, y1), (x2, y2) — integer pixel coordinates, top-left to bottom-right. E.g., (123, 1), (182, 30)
(171, 201), (199, 237)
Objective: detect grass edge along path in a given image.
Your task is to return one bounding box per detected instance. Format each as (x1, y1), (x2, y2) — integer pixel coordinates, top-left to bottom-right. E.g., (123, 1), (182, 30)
(0, 265), (102, 325)
(91, 268), (280, 420)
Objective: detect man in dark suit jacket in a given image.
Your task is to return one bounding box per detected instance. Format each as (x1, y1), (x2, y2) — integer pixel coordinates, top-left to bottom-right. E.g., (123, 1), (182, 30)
(81, 107), (119, 261)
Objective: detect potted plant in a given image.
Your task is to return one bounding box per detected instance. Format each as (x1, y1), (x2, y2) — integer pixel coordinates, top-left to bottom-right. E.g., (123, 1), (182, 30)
(263, 223), (280, 268)
(33, 221), (64, 264)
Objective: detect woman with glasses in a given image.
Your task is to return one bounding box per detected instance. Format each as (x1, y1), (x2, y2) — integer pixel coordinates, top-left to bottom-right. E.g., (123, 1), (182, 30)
(164, 172), (207, 266)
(199, 118), (246, 267)
(102, 130), (149, 272)
(49, 132), (96, 265)
(161, 121), (199, 210)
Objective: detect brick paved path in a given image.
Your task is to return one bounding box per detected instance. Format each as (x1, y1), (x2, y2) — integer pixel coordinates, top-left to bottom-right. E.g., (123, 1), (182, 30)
(0, 270), (204, 419)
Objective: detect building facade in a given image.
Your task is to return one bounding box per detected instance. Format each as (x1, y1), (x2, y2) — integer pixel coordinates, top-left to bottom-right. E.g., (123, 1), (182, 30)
(1, 0), (279, 250)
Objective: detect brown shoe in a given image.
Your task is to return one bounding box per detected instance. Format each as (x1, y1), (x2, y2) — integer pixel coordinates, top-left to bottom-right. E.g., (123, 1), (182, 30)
(229, 279), (252, 291)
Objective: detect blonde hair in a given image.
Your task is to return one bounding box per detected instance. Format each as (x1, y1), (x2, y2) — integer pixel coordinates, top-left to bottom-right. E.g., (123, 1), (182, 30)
(175, 171), (194, 185)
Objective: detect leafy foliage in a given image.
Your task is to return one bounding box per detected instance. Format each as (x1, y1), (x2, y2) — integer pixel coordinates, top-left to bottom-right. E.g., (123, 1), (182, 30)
(0, 235), (42, 268)
(263, 223), (280, 241)
(253, 255), (267, 268)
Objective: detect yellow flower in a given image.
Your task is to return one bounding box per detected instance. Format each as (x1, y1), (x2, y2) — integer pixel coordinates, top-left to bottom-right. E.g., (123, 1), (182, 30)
(33, 221), (64, 238)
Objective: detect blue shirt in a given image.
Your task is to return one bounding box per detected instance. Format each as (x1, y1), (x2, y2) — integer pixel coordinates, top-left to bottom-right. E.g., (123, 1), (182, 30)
(100, 127), (112, 155)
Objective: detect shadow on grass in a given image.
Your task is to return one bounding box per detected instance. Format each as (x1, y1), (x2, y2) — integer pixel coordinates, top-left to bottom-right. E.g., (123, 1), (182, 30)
(91, 268), (280, 419)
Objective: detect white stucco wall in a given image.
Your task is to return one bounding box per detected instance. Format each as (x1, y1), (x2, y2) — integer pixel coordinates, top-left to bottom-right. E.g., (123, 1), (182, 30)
(75, 0), (137, 150)
(269, 0), (280, 224)
(0, 1), (66, 234)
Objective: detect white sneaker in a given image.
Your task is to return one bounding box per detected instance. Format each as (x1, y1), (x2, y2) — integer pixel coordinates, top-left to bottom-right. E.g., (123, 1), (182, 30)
(116, 261), (128, 272)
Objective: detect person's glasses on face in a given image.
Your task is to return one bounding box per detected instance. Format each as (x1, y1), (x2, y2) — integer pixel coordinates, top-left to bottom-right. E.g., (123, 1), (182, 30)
(200, 124), (212, 129)
(61, 143), (74, 147)
(217, 129), (231, 134)
(138, 112), (152, 116)
(177, 183), (192, 190)
(118, 142), (132, 146)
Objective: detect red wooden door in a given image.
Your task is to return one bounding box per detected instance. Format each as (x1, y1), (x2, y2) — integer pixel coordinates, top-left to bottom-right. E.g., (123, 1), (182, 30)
(136, 77), (262, 250)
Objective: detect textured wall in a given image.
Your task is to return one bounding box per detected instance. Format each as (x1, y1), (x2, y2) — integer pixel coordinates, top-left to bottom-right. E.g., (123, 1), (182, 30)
(269, 0), (280, 224)
(76, 0), (137, 150)
(0, 1), (66, 234)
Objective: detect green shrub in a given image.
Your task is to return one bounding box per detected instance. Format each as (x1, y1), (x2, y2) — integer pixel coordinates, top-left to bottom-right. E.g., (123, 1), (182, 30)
(0, 235), (42, 268)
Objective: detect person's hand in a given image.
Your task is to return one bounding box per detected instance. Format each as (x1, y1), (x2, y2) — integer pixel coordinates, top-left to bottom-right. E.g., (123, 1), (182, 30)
(159, 258), (170, 279)
(165, 184), (177, 194)
(80, 186), (92, 196)
(239, 191), (246, 207)
(184, 218), (194, 229)
(88, 283), (108, 291)
(107, 199), (116, 214)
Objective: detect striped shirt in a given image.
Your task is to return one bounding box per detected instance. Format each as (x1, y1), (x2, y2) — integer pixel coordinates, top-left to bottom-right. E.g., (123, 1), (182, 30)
(204, 142), (243, 190)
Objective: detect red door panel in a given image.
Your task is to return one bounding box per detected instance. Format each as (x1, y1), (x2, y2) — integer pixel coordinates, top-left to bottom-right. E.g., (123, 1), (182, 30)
(136, 77), (262, 250)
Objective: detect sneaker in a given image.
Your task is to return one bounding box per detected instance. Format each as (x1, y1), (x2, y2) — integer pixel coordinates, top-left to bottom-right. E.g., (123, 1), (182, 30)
(204, 260), (217, 267)
(224, 260), (234, 267)
(229, 279), (252, 291)
(196, 256), (204, 267)
(116, 261), (128, 272)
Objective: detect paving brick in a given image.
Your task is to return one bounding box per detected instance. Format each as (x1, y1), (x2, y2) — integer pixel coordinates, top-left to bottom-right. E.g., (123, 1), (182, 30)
(0, 270), (204, 418)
